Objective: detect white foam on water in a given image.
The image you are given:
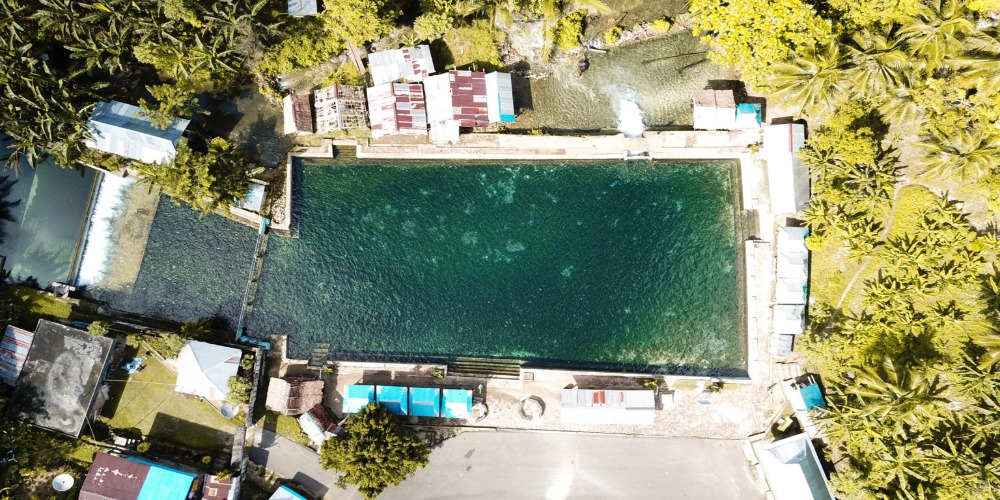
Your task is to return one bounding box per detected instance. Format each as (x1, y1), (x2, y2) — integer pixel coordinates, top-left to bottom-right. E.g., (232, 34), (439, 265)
(617, 99), (645, 138)
(75, 174), (133, 286)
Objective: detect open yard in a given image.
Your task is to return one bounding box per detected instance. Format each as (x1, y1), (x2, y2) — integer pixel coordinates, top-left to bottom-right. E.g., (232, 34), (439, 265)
(100, 351), (236, 454)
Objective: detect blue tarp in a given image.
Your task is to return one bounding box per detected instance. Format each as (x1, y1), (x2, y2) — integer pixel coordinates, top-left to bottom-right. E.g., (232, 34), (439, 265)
(343, 384), (375, 413)
(800, 384), (826, 409)
(376, 385), (409, 416)
(127, 458), (197, 500)
(409, 387), (441, 417)
(442, 388), (472, 419)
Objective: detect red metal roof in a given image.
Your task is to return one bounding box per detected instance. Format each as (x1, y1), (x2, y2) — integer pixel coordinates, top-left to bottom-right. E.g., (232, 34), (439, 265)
(80, 453), (148, 500)
(367, 83), (428, 138)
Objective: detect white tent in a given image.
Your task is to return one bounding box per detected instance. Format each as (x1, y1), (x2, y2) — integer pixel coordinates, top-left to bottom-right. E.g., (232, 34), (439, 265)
(754, 433), (834, 500)
(776, 277), (808, 305)
(764, 123), (809, 214)
(777, 250), (809, 281)
(174, 341), (241, 401)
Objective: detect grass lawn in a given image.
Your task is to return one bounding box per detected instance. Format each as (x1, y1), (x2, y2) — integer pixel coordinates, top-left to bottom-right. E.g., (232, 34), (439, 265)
(100, 354), (236, 453)
(257, 411), (312, 447)
(4, 284), (73, 327)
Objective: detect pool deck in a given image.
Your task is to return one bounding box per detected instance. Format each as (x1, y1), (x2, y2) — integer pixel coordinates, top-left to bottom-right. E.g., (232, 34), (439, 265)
(254, 127), (800, 445)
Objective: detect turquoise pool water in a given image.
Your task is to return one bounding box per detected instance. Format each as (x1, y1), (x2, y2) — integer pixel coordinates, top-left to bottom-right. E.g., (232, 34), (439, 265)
(248, 160), (745, 374)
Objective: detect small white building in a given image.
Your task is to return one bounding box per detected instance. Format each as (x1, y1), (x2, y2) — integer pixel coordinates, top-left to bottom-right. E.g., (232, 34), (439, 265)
(174, 341), (242, 402)
(753, 433), (834, 500)
(368, 45), (435, 86)
(85, 100), (190, 164)
(561, 388), (656, 425)
(775, 277), (808, 306)
(764, 123), (809, 214)
(283, 94), (314, 135)
(367, 83), (428, 138)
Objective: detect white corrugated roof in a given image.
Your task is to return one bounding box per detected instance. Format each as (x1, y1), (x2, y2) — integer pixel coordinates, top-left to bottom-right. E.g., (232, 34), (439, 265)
(287, 0), (317, 15)
(369, 45), (435, 85)
(764, 124), (809, 214)
(755, 433), (834, 500)
(774, 304), (805, 334)
(485, 72), (515, 123)
(85, 100), (189, 164)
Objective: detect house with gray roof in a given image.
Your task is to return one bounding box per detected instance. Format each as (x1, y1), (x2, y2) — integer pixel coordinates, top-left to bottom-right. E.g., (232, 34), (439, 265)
(85, 100), (190, 164)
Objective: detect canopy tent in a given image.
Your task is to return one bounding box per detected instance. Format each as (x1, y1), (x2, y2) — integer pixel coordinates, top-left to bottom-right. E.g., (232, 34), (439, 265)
(409, 387), (441, 417)
(764, 123), (809, 214)
(343, 384), (375, 413)
(376, 385), (409, 416)
(773, 304), (806, 335)
(754, 433), (834, 500)
(783, 376), (826, 438)
(442, 388), (473, 419)
(174, 341), (241, 401)
(775, 277), (808, 305)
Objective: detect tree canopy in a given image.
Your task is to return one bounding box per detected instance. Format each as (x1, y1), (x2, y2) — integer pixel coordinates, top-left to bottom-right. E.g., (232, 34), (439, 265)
(319, 403), (430, 499)
(690, 0), (833, 87)
(139, 138), (252, 216)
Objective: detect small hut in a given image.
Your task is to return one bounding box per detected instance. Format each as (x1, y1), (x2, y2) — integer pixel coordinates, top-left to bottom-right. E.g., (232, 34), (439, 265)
(265, 377), (325, 416)
(408, 387), (441, 418)
(375, 385), (409, 416)
(343, 384), (375, 413)
(297, 404), (337, 446)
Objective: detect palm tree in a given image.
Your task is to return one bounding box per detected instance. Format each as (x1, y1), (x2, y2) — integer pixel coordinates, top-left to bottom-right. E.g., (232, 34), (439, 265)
(770, 42), (847, 117)
(916, 127), (1000, 181)
(842, 28), (910, 98)
(899, 0), (974, 76)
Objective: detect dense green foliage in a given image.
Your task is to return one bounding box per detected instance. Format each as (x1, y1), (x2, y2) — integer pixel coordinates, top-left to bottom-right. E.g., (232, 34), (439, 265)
(319, 403), (430, 499)
(139, 138), (253, 215)
(690, 0), (833, 87)
(694, 0), (1000, 497)
(553, 10), (587, 51)
(321, 0), (401, 44)
(227, 376), (252, 404)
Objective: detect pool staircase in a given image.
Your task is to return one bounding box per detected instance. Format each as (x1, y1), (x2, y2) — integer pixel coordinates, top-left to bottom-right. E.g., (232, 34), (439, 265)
(308, 343), (330, 368)
(448, 357), (524, 379)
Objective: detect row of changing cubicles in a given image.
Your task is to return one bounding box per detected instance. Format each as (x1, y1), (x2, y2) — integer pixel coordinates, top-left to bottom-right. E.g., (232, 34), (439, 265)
(343, 384), (474, 419)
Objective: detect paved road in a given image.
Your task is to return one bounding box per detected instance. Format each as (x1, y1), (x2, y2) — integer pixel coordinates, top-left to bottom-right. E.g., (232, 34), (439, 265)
(251, 429), (762, 500)
(249, 429), (342, 498)
(378, 432), (761, 500)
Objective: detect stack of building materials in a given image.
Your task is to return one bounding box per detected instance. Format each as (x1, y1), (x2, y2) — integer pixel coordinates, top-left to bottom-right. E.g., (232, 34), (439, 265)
(771, 227), (809, 357)
(297, 404), (337, 446)
(560, 388), (656, 425)
(368, 45), (435, 86)
(781, 375), (826, 438)
(314, 84), (368, 132)
(367, 83), (428, 138)
(764, 123), (809, 214)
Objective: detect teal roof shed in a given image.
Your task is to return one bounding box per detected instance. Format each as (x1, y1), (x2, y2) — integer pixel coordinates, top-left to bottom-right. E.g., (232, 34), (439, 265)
(376, 385), (409, 416)
(409, 387), (441, 417)
(442, 388), (473, 419)
(343, 384), (375, 413)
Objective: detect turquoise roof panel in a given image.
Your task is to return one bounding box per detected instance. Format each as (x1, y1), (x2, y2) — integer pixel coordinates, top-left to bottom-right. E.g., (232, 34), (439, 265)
(127, 458), (197, 500)
(800, 383), (826, 409)
(344, 384), (375, 413)
(409, 387), (441, 417)
(376, 385), (409, 415)
(442, 388), (472, 419)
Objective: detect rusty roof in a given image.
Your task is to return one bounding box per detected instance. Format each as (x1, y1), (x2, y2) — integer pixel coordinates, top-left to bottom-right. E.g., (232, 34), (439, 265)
(265, 377), (325, 415)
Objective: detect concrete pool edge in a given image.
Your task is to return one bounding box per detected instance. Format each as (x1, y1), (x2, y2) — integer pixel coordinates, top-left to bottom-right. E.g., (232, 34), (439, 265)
(265, 130), (768, 383)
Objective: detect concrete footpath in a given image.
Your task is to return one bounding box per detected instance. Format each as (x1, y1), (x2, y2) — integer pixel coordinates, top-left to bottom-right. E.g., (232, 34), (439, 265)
(250, 429), (762, 500)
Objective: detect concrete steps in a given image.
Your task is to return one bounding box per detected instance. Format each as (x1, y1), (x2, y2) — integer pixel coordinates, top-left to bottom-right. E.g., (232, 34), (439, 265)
(448, 357), (523, 379)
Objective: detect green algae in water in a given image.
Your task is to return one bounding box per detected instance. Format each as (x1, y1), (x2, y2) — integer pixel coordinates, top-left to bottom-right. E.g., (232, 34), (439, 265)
(249, 161), (745, 373)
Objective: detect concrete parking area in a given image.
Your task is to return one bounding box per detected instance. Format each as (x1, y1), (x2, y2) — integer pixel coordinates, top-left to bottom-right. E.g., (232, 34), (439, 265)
(377, 431), (761, 500)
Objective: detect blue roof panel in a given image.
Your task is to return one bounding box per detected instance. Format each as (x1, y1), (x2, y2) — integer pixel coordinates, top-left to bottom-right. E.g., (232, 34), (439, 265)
(376, 385), (409, 415)
(442, 388), (472, 419)
(127, 458), (197, 500)
(800, 384), (826, 409)
(344, 384), (375, 413)
(409, 387), (441, 417)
